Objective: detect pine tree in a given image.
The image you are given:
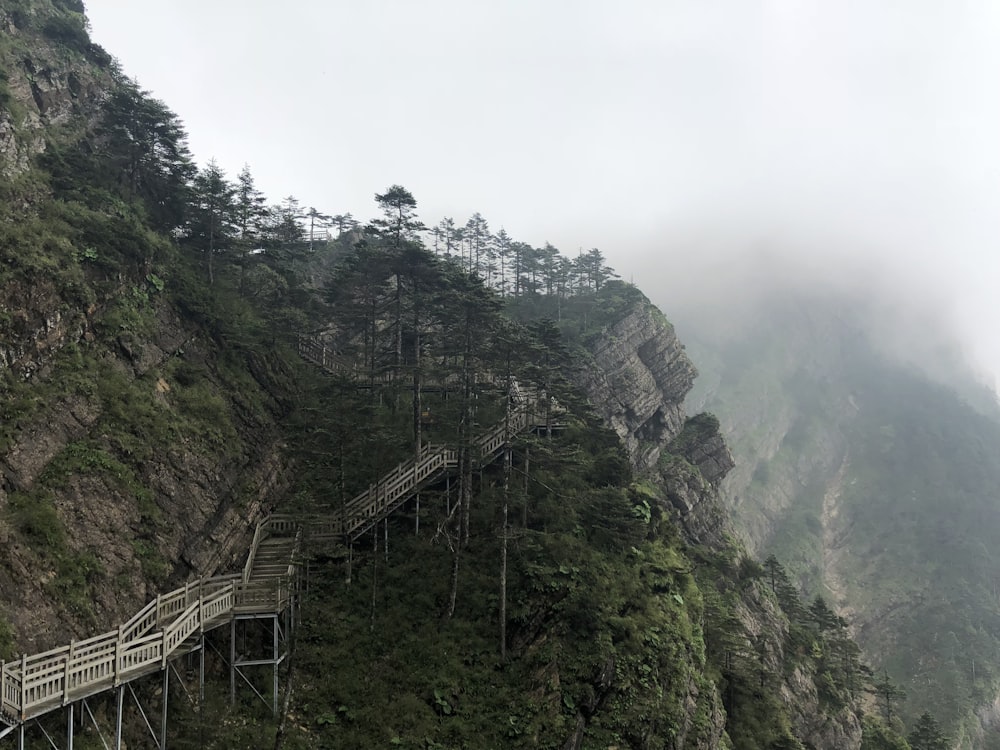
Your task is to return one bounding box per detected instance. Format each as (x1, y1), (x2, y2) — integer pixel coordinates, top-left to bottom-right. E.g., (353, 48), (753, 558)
(234, 164), (268, 295)
(101, 79), (194, 229)
(189, 159), (236, 285)
(368, 185), (427, 386)
(873, 670), (906, 726)
(907, 712), (948, 750)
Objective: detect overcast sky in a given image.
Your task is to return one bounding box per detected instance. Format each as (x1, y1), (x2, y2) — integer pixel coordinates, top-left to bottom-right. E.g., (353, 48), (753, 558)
(84, 1), (1000, 389)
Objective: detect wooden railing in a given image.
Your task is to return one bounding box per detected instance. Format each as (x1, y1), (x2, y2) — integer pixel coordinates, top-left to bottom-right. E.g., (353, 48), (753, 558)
(0, 554), (295, 725)
(297, 333), (562, 542)
(1, 575), (235, 723)
(0, 343), (564, 732)
(297, 337), (388, 382)
(310, 399), (539, 541)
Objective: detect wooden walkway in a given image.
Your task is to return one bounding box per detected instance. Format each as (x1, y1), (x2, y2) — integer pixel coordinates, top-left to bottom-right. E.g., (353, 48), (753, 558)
(297, 336), (559, 542)
(0, 519), (299, 741)
(0, 339), (561, 745)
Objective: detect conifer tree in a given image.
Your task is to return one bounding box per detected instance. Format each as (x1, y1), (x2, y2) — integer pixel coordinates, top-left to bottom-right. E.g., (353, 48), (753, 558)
(873, 670), (906, 726)
(102, 79), (194, 229)
(190, 159), (236, 285)
(368, 186), (426, 386)
(907, 711), (948, 750)
(234, 164), (267, 294)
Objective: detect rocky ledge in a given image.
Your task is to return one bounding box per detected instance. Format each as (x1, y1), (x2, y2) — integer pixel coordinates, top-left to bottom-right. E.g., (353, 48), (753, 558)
(573, 302), (697, 469)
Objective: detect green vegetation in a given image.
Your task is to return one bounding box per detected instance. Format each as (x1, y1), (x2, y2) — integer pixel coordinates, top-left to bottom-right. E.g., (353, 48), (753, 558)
(0, 615), (14, 661)
(688, 295), (1000, 744)
(0, 2), (967, 747)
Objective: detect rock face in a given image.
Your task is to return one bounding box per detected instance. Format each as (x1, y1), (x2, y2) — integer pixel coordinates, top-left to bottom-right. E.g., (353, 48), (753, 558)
(0, 2), (112, 178)
(574, 304), (697, 470)
(0, 2), (294, 653)
(0, 296), (293, 650)
(571, 294), (864, 750)
(570, 296), (734, 544)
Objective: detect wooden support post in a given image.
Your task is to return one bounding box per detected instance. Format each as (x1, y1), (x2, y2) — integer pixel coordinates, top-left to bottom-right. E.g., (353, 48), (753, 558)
(199, 634), (206, 705)
(523, 447), (530, 527)
(415, 492), (420, 536)
(230, 619), (236, 706)
(161, 666), (169, 750)
(64, 640), (76, 705)
(115, 625), (123, 687)
(115, 686), (124, 750)
(19, 653), (26, 722)
(384, 518), (389, 562)
(67, 702), (74, 750)
(272, 614), (279, 718)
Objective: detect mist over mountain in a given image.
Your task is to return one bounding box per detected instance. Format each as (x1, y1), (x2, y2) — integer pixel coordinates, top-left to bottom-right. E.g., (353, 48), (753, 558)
(651, 248), (1000, 741)
(639, 237), (1000, 411)
(6, 0), (1000, 747)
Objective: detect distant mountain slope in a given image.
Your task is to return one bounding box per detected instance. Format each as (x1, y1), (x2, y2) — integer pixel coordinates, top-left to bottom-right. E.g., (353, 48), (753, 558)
(674, 287), (1000, 746)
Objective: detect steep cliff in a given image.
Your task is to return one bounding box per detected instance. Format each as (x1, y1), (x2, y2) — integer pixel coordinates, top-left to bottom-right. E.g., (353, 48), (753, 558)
(0, 0), (114, 177)
(0, 0), (295, 653)
(0, 4), (882, 748)
(567, 286), (866, 750)
(573, 302), (697, 470)
(676, 288), (1000, 746)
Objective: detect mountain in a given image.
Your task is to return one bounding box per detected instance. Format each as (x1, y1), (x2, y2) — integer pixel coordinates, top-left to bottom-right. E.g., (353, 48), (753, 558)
(674, 284), (1000, 747)
(0, 0), (301, 657)
(0, 2), (900, 748)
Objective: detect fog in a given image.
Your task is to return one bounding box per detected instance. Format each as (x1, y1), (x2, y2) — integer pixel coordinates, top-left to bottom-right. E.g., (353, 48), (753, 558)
(83, 1), (1000, 389)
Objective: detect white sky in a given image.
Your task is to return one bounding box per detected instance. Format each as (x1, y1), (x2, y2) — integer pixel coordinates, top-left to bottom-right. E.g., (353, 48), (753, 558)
(84, 1), (1000, 388)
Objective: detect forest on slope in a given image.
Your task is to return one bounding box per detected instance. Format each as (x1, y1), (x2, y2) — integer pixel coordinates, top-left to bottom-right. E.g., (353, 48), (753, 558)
(680, 289), (1000, 748)
(0, 1), (952, 748)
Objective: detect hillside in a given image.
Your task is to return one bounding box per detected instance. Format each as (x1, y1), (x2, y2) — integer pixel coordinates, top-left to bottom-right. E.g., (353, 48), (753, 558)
(678, 288), (1000, 747)
(0, 2), (901, 748)
(0, 0), (307, 657)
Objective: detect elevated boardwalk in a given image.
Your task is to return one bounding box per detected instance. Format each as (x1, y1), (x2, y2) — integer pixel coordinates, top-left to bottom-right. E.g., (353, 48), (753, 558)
(297, 335), (562, 542)
(0, 339), (564, 747)
(0, 520), (299, 746)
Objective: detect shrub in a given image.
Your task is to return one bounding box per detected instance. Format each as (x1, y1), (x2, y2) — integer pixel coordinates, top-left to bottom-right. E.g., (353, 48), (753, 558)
(41, 15), (89, 51)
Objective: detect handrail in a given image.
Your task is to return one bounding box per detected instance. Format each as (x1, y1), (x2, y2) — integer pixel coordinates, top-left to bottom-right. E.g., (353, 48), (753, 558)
(1, 343), (560, 731)
(243, 521), (265, 583)
(295, 337), (558, 543)
(1, 564), (292, 724)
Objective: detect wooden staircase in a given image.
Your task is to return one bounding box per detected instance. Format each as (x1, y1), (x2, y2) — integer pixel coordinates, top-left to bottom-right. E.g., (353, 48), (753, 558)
(249, 537), (298, 580)
(0, 340), (565, 740)
(295, 334), (562, 543)
(0, 519), (300, 732)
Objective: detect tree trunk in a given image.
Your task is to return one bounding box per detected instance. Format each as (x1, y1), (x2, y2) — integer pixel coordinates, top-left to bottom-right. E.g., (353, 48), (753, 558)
(447, 544), (461, 619)
(412, 276), (422, 454)
(522, 447), (530, 527)
(460, 319), (473, 548)
(369, 525), (378, 632)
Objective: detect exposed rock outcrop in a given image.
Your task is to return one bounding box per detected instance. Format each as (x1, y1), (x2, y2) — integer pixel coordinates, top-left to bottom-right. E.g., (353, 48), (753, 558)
(0, 2), (112, 177)
(570, 292), (865, 750)
(574, 304), (697, 470)
(0, 302), (293, 649)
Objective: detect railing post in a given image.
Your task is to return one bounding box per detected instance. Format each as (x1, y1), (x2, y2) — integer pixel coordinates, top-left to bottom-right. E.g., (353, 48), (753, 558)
(20, 652), (26, 721)
(63, 640), (76, 704)
(115, 625), (123, 686)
